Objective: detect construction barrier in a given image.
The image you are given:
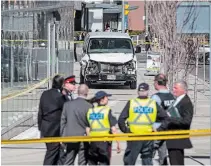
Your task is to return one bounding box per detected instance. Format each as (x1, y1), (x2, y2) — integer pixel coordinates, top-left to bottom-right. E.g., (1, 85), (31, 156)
(1, 74), (63, 102)
(2, 129), (211, 144)
(1, 78), (50, 102)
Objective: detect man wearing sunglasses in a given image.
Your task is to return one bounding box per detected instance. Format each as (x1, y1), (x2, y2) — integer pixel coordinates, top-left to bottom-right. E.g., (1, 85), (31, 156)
(59, 75), (78, 164)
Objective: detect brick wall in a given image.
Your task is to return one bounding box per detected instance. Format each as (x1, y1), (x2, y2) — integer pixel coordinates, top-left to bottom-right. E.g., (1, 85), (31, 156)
(128, 1), (145, 31)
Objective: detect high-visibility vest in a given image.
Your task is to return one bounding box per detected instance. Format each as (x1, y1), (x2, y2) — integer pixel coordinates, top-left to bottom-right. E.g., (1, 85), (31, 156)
(87, 106), (110, 136)
(128, 98), (157, 134)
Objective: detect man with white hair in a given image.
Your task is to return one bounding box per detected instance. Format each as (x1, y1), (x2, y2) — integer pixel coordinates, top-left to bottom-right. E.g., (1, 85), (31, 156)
(60, 84), (93, 165)
(165, 80), (193, 165)
(118, 83), (169, 165)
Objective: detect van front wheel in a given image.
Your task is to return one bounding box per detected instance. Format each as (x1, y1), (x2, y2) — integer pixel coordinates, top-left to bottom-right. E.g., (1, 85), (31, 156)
(130, 81), (137, 89)
(80, 69), (84, 84)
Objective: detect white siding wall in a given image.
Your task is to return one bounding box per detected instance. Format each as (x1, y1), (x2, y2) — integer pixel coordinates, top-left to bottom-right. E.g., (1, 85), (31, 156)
(89, 9), (103, 32)
(118, 20), (122, 31)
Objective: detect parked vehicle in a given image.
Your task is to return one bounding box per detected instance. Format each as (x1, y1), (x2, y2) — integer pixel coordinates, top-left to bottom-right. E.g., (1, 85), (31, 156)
(79, 32), (137, 89)
(199, 45), (210, 53)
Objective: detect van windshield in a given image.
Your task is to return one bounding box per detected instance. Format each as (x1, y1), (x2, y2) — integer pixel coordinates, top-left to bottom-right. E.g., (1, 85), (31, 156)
(88, 38), (134, 54)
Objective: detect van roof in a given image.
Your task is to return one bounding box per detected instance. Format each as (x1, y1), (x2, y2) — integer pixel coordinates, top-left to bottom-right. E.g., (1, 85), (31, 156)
(88, 32), (131, 39)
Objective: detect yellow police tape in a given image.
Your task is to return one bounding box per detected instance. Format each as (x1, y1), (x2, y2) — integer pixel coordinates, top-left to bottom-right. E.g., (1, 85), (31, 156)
(1, 129), (211, 144)
(0, 74), (62, 102)
(2, 39), (156, 45)
(1, 78), (49, 102)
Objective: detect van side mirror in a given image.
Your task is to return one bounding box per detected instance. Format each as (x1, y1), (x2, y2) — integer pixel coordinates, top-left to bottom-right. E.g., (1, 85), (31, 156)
(82, 47), (86, 53)
(135, 45), (141, 53)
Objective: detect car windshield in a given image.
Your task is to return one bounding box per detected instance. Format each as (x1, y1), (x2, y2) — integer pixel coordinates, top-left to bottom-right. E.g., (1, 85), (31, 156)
(88, 38), (133, 54)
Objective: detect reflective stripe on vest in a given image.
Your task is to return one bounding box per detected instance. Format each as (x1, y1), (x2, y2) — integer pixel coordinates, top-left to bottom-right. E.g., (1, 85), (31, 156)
(87, 106), (110, 134)
(128, 98), (157, 133)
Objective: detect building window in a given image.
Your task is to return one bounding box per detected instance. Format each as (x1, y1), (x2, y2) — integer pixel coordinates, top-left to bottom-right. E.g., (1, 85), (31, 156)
(114, 0), (122, 5)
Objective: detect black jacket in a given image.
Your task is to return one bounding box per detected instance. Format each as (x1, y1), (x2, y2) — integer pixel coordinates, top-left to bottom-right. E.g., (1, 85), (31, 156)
(118, 96), (169, 133)
(38, 88), (66, 137)
(166, 94), (193, 149)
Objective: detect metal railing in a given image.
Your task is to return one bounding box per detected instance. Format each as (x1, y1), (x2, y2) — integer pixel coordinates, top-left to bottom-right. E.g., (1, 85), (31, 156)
(1, 1), (75, 138)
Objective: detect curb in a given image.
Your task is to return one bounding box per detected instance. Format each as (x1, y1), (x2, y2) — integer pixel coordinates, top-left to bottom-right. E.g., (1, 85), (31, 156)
(189, 74), (210, 88)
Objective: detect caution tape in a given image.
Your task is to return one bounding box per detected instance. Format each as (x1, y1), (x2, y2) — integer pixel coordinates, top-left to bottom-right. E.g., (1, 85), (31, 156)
(0, 74), (61, 102)
(1, 78), (49, 102)
(2, 39), (158, 45)
(1, 129), (211, 144)
(1, 73), (67, 102)
(1, 39), (81, 44)
(2, 39), (209, 45)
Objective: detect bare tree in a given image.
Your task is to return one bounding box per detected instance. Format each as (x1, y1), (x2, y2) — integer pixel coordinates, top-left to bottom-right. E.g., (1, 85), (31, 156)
(147, 1), (200, 89)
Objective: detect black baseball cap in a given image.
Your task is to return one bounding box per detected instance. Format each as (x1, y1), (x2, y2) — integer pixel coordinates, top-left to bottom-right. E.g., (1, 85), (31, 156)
(94, 91), (112, 100)
(138, 83), (149, 91)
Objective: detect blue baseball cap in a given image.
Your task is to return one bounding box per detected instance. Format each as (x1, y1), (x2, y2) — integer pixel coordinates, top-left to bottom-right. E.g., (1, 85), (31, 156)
(138, 83), (149, 91)
(94, 91), (112, 100)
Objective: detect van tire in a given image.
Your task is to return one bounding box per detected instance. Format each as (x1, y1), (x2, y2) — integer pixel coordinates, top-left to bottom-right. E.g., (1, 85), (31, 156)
(80, 69), (84, 84)
(130, 81), (137, 89)
(85, 80), (91, 88)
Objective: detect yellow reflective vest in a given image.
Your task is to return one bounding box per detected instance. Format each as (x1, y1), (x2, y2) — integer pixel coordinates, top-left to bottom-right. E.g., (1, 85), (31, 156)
(128, 98), (157, 134)
(87, 106), (110, 136)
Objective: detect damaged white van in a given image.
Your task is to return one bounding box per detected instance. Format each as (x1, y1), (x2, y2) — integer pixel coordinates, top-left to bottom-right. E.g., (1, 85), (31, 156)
(79, 32), (137, 89)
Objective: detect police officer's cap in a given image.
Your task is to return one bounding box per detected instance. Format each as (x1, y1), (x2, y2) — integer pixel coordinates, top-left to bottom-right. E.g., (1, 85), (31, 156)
(138, 83), (149, 91)
(94, 91), (112, 100)
(64, 75), (78, 84)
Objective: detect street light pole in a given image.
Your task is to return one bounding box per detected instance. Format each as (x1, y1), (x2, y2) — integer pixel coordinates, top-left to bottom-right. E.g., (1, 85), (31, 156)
(122, 0), (125, 33)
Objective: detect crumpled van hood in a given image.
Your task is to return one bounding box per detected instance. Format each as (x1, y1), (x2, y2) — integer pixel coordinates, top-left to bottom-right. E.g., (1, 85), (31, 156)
(89, 53), (134, 63)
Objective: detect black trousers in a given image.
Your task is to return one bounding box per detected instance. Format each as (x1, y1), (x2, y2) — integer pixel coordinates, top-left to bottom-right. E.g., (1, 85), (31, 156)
(64, 142), (89, 165)
(168, 149), (184, 165)
(43, 143), (61, 165)
(88, 142), (112, 165)
(124, 141), (154, 165)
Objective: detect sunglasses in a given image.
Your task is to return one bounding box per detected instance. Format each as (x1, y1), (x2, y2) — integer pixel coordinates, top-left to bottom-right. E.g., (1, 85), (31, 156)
(70, 82), (76, 85)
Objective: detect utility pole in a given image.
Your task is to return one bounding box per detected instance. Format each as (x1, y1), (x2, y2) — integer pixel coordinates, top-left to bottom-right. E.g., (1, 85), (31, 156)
(122, 0), (125, 33)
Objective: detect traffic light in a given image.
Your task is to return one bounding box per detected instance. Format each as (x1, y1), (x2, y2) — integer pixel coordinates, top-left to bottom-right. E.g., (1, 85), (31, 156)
(124, 4), (129, 15)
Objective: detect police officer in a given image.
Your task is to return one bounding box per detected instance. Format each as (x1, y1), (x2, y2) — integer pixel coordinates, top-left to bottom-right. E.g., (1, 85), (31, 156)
(59, 75), (77, 164)
(151, 74), (175, 165)
(86, 91), (121, 165)
(62, 75), (77, 101)
(118, 83), (168, 165)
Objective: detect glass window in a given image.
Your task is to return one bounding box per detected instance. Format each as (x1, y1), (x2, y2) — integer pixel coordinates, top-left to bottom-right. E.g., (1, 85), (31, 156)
(88, 38), (133, 54)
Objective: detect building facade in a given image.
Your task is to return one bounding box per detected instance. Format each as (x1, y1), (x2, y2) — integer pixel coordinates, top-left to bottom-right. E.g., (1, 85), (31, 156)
(128, 1), (145, 31)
